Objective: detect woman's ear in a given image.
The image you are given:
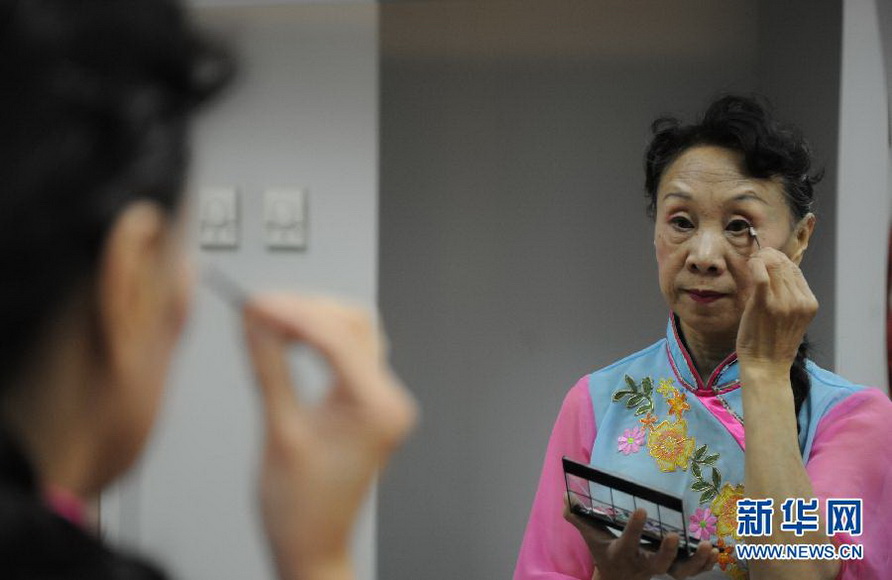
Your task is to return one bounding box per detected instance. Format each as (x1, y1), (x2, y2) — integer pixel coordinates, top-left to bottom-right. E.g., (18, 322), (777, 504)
(95, 201), (169, 383)
(788, 213), (816, 265)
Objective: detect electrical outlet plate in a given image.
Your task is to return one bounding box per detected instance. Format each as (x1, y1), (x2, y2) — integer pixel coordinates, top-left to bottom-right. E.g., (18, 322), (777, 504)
(264, 188), (308, 250)
(199, 187), (239, 248)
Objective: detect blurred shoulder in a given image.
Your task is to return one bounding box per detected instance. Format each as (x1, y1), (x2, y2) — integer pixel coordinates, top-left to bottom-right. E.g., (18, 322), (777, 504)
(0, 486), (167, 580)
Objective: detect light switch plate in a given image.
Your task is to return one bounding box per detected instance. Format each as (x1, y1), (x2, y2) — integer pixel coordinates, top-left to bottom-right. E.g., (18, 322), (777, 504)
(264, 188), (308, 250)
(199, 187), (239, 249)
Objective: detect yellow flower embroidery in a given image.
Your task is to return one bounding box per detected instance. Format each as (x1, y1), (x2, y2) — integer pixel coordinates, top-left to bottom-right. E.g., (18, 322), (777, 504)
(666, 390), (690, 419)
(711, 483), (746, 539)
(646, 419), (696, 472)
(657, 378), (675, 396)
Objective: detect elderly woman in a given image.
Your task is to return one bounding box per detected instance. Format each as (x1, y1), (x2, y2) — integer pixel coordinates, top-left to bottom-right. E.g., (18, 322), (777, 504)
(514, 96), (892, 580)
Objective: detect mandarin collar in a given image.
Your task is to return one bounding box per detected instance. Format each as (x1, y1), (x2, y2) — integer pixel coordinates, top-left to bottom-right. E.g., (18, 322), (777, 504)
(665, 315), (740, 396)
(44, 485), (88, 529)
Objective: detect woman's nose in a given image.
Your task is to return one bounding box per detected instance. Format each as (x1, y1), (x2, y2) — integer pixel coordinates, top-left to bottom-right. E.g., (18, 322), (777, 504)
(685, 230), (727, 275)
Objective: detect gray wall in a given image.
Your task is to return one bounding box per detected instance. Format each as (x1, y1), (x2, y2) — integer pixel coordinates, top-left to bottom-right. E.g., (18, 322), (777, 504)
(756, 0), (841, 372)
(377, 1), (841, 578)
(835, 0), (891, 392)
(102, 4), (381, 579)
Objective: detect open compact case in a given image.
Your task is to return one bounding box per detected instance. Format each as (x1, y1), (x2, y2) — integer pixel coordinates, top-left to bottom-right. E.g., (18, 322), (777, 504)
(562, 457), (701, 560)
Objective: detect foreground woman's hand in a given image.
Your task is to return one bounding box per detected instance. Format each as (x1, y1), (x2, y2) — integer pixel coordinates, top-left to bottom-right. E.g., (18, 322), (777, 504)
(564, 502), (717, 580)
(736, 247), (817, 375)
(242, 294), (418, 580)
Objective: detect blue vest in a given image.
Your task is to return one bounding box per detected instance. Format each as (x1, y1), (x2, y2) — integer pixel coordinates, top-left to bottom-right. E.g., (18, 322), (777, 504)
(586, 317), (864, 578)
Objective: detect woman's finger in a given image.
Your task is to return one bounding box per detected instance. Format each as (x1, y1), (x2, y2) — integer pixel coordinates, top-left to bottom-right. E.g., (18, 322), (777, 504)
(246, 294), (385, 402)
(785, 264), (818, 323)
(792, 269), (817, 305)
(669, 541), (716, 578)
(762, 252), (817, 321)
(650, 533), (680, 573)
(614, 509), (648, 554)
(756, 249), (804, 315)
(247, 294), (417, 450)
(758, 248), (811, 303)
(562, 497), (614, 560)
(745, 255), (771, 310)
(243, 309), (304, 431)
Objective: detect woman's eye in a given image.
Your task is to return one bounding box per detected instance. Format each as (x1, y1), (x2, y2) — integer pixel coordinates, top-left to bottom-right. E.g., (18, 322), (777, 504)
(726, 219), (751, 234)
(669, 216), (694, 230)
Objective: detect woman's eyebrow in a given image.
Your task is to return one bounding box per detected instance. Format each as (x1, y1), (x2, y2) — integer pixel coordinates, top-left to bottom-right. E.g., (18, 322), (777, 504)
(662, 191), (692, 202)
(729, 191), (768, 205)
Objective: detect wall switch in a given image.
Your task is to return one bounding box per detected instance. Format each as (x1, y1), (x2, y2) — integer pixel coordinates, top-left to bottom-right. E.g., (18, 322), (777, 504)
(264, 188), (308, 250)
(199, 187), (239, 248)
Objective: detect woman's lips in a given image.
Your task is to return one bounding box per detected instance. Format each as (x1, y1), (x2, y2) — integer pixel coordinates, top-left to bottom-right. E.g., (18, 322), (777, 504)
(686, 290), (726, 304)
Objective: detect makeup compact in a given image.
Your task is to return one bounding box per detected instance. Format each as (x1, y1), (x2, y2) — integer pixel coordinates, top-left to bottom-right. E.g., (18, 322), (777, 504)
(562, 457), (701, 560)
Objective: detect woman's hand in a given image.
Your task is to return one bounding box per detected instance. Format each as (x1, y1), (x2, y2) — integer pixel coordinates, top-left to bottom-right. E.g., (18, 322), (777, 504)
(242, 294), (418, 580)
(736, 248), (817, 376)
(736, 250), (840, 580)
(564, 502), (717, 580)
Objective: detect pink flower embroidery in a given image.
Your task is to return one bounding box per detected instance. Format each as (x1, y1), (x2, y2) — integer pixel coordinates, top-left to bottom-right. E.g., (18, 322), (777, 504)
(688, 506), (717, 541)
(617, 427), (645, 455)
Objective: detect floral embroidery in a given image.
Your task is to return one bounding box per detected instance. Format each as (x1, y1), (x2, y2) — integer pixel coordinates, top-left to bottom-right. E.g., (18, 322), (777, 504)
(716, 537), (734, 570)
(690, 444), (722, 504)
(647, 419), (696, 472)
(611, 375), (656, 418)
(639, 413), (658, 429)
(711, 483), (745, 539)
(715, 537), (746, 578)
(667, 390), (690, 419)
(614, 375), (730, 500)
(611, 375), (749, 578)
(617, 427), (645, 455)
(656, 377), (675, 396)
(688, 506), (717, 541)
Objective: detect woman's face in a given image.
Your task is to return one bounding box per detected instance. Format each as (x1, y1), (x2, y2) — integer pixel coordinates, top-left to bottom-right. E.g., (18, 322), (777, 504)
(653, 145), (807, 345)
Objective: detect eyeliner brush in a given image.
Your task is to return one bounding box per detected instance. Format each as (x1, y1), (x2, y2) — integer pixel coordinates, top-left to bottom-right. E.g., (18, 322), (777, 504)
(748, 226), (761, 250)
(203, 264), (249, 309)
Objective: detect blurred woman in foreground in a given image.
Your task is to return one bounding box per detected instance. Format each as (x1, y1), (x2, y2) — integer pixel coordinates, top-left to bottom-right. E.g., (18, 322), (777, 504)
(0, 1), (416, 577)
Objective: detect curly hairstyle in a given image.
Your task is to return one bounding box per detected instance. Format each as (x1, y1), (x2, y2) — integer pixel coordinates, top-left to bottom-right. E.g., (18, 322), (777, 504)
(643, 95), (822, 424)
(645, 94), (821, 220)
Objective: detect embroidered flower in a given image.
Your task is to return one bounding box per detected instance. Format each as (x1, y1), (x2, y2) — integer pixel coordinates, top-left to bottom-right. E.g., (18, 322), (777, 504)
(639, 412), (658, 430)
(711, 483), (746, 539)
(646, 419), (696, 472)
(725, 564), (748, 580)
(718, 553), (734, 571)
(667, 390), (690, 419)
(617, 427), (645, 455)
(657, 378), (675, 396)
(715, 537), (734, 570)
(688, 506), (717, 541)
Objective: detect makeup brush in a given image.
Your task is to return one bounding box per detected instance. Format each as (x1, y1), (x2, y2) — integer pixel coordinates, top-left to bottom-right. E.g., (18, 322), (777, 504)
(203, 264), (249, 308)
(748, 226), (761, 250)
